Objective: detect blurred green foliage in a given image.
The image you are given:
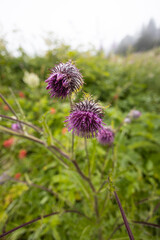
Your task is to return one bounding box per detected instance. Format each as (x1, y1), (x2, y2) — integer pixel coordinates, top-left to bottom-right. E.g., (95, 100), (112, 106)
(0, 42), (160, 239)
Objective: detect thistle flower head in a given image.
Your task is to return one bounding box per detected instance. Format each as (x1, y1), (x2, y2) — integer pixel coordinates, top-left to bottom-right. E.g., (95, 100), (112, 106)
(65, 97), (105, 138)
(97, 127), (114, 145)
(11, 123), (21, 131)
(124, 117), (131, 123)
(45, 61), (83, 99)
(129, 110), (141, 119)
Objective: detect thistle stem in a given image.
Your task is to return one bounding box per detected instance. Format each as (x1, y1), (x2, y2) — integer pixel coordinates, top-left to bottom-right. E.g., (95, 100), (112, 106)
(71, 131), (74, 159)
(68, 95), (75, 159)
(85, 137), (90, 177)
(0, 93), (18, 119)
(0, 210), (89, 239)
(0, 114), (66, 149)
(0, 114), (42, 133)
(114, 191), (135, 240)
(101, 146), (110, 179)
(0, 125), (69, 168)
(108, 221), (160, 240)
(0, 92), (25, 132)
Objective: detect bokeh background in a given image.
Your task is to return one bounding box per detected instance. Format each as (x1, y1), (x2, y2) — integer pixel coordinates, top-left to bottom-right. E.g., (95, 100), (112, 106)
(0, 0), (160, 239)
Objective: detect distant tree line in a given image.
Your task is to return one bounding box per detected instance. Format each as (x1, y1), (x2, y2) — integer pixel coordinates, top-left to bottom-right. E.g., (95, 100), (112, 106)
(114, 19), (160, 54)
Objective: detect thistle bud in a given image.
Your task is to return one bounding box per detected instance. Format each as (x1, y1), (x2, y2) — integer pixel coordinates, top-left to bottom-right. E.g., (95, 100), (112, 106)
(97, 127), (114, 145)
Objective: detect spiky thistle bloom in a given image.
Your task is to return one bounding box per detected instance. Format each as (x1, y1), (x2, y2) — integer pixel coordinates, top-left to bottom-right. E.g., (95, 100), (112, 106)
(45, 61), (83, 99)
(65, 98), (105, 138)
(97, 127), (114, 145)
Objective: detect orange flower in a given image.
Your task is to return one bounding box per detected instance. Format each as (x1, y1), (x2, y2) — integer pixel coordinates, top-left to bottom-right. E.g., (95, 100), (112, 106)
(62, 128), (67, 135)
(19, 149), (27, 159)
(3, 137), (15, 148)
(3, 105), (9, 111)
(19, 91), (25, 98)
(50, 108), (56, 114)
(14, 173), (21, 179)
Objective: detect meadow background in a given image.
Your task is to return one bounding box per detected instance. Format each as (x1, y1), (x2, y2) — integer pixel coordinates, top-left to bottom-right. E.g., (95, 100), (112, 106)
(0, 35), (160, 240)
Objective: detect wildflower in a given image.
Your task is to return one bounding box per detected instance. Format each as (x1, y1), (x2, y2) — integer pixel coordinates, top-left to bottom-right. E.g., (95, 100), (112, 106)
(3, 137), (15, 148)
(113, 94), (119, 100)
(45, 61), (83, 99)
(23, 71), (40, 88)
(65, 98), (105, 138)
(129, 110), (141, 119)
(62, 127), (67, 135)
(14, 173), (21, 180)
(50, 108), (56, 114)
(19, 149), (27, 159)
(11, 123), (21, 131)
(124, 117), (131, 123)
(19, 91), (25, 98)
(3, 105), (9, 111)
(97, 127), (114, 145)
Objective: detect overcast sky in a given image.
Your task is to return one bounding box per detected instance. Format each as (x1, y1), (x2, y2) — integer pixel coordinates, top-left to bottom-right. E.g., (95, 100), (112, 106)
(0, 0), (160, 54)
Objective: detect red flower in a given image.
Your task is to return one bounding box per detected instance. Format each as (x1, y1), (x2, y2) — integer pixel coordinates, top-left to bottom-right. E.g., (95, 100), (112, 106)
(3, 105), (9, 111)
(3, 137), (15, 148)
(14, 173), (21, 179)
(62, 128), (67, 135)
(19, 149), (27, 159)
(19, 91), (25, 98)
(113, 94), (119, 100)
(50, 108), (56, 114)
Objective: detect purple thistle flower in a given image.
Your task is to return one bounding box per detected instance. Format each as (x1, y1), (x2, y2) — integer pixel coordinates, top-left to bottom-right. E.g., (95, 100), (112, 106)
(11, 123), (21, 131)
(129, 110), (141, 119)
(65, 99), (105, 138)
(124, 117), (131, 123)
(97, 127), (114, 145)
(45, 61), (83, 99)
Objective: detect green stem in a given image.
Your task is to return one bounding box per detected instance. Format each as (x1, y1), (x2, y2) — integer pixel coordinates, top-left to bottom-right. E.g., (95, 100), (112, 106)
(101, 146), (110, 179)
(112, 145), (117, 178)
(85, 137), (90, 177)
(71, 131), (74, 159)
(68, 95), (74, 159)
